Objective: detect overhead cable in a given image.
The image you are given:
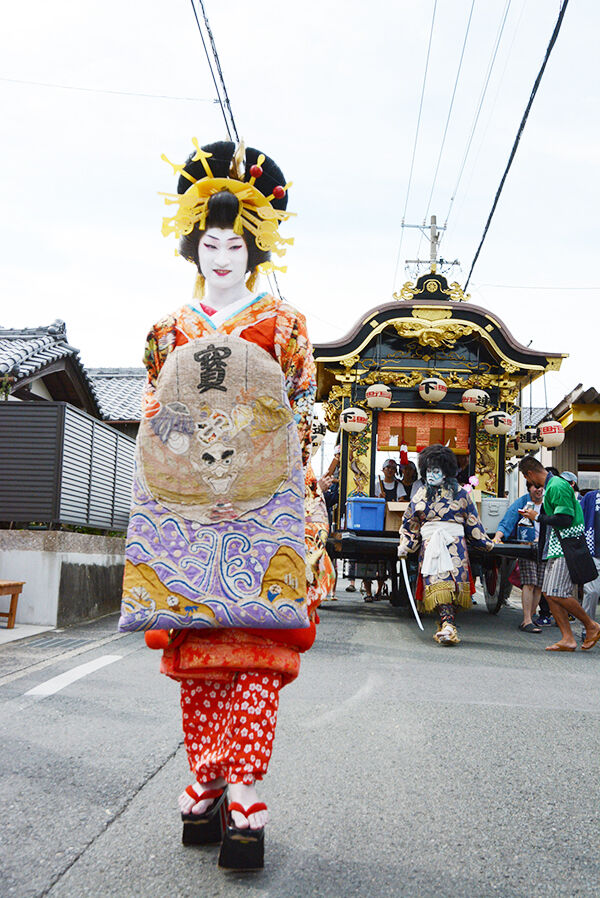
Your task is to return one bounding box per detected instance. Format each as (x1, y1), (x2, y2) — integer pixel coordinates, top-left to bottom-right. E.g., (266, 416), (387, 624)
(189, 0), (239, 140)
(0, 75), (217, 103)
(438, 0), (528, 245)
(271, 272), (284, 303)
(422, 0), (476, 226)
(444, 0), (513, 230)
(480, 283), (600, 290)
(391, 0), (438, 289)
(464, 0), (571, 290)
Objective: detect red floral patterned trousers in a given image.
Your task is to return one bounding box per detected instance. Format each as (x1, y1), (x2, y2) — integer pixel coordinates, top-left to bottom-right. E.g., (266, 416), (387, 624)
(180, 671), (282, 785)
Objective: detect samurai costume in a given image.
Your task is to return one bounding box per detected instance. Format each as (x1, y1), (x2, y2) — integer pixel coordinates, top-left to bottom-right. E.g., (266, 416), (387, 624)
(399, 445), (493, 645)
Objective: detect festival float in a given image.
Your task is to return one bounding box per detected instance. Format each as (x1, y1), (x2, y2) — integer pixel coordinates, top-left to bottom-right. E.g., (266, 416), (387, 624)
(315, 263), (566, 612)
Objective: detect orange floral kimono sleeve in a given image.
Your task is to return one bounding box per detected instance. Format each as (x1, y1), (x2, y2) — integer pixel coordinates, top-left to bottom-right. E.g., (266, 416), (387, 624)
(274, 303), (316, 467)
(141, 314), (178, 412)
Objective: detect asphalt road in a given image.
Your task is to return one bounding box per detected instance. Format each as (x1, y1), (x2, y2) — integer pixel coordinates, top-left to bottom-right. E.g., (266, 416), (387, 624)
(0, 586), (598, 898)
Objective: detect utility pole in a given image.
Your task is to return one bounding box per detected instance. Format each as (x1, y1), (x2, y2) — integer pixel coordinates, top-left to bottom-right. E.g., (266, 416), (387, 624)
(402, 215), (459, 274)
(430, 215), (439, 272)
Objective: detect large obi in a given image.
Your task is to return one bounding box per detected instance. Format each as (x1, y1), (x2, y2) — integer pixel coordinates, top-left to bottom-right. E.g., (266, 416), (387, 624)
(119, 334), (308, 632)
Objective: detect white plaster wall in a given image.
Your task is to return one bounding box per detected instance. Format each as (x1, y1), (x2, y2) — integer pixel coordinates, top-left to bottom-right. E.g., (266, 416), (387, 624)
(0, 543), (125, 626)
(0, 550), (62, 625)
(28, 378), (53, 400)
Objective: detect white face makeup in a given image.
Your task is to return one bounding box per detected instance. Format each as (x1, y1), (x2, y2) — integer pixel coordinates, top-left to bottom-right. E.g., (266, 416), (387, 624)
(198, 227), (249, 294)
(426, 466), (444, 486)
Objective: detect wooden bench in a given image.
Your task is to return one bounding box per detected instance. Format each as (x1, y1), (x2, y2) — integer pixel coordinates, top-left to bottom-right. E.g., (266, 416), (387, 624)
(0, 581), (25, 629)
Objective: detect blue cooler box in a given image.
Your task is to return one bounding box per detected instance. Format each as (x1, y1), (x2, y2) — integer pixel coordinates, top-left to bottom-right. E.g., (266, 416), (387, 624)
(346, 497), (386, 531)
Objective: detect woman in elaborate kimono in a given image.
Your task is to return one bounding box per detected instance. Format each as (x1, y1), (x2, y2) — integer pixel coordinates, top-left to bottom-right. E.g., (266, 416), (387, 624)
(398, 445), (493, 645)
(119, 140), (333, 869)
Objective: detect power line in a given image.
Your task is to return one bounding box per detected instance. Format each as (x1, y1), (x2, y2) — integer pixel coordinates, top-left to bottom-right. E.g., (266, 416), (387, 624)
(391, 0), (438, 289)
(464, 0), (571, 291)
(480, 283), (600, 290)
(422, 0), (476, 226)
(271, 272), (284, 302)
(438, 0), (528, 244)
(444, 0), (513, 230)
(196, 0), (239, 141)
(189, 0), (239, 141)
(0, 75), (217, 103)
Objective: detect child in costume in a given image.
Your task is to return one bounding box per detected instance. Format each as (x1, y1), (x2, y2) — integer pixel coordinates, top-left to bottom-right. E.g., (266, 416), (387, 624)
(398, 444), (493, 645)
(119, 139), (333, 869)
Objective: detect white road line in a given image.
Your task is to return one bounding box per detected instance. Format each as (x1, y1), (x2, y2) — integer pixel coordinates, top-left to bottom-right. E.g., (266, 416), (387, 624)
(0, 631), (129, 688)
(24, 655), (122, 696)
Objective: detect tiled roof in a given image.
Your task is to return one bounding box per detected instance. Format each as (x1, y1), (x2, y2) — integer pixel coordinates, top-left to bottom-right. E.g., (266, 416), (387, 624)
(0, 320), (75, 377)
(521, 407), (549, 428)
(88, 368), (145, 420)
(507, 408), (552, 437)
(0, 320), (101, 414)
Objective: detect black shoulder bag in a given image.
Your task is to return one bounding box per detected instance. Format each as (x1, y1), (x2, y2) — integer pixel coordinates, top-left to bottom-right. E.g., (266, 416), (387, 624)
(555, 530), (598, 585)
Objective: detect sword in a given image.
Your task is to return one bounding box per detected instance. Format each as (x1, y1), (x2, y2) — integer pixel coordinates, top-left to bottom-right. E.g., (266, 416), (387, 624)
(400, 557), (424, 631)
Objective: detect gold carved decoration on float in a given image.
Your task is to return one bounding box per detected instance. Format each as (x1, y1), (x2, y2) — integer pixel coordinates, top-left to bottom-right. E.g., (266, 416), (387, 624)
(362, 370), (423, 388)
(323, 401), (340, 431)
(476, 427), (499, 494)
(411, 307), (452, 321)
(348, 419), (372, 498)
(394, 281), (419, 301)
(355, 341), (483, 368)
(392, 280), (470, 302)
(329, 384), (352, 400)
(445, 282), (470, 302)
(323, 384), (352, 431)
(500, 389), (520, 404)
(317, 316), (559, 379)
(392, 319), (476, 349)
(359, 368), (519, 398)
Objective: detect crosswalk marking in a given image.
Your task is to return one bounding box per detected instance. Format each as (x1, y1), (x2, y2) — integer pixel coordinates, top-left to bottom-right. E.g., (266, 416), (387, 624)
(24, 655), (122, 696)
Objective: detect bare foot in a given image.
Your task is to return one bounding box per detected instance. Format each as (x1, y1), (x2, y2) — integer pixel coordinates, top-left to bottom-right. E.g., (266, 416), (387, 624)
(178, 776), (226, 815)
(228, 781), (269, 829)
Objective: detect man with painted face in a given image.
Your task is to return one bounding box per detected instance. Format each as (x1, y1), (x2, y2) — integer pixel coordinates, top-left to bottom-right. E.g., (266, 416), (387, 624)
(398, 445), (494, 645)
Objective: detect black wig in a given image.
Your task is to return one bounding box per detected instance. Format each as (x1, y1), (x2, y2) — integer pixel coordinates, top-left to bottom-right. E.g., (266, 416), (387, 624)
(177, 140), (288, 274)
(418, 444), (460, 500)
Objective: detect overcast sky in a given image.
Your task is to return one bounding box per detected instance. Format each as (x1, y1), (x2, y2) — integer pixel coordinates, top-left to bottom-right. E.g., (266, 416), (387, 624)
(2, 0), (597, 408)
